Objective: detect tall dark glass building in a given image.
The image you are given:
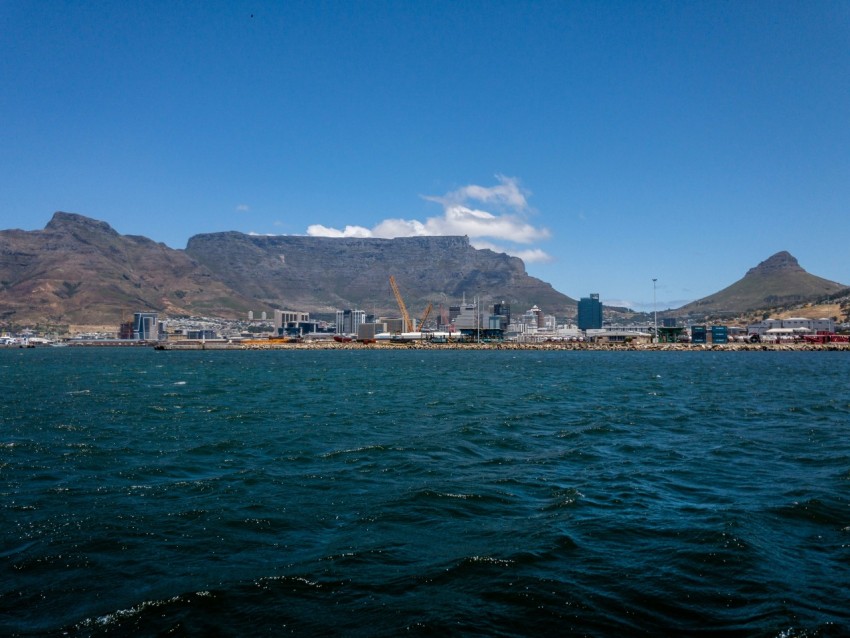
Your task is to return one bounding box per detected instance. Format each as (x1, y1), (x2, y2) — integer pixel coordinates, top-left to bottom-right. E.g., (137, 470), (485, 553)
(577, 294), (602, 330)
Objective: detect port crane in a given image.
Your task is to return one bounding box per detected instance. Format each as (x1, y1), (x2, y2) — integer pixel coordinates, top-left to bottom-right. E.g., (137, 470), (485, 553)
(418, 302), (433, 330)
(389, 276), (433, 333)
(389, 275), (413, 332)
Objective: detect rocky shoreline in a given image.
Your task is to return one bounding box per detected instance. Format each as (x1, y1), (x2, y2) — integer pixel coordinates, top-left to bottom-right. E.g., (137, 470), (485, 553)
(154, 340), (850, 352)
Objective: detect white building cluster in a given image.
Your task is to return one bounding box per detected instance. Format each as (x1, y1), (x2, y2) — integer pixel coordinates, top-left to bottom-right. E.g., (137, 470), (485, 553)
(746, 317), (834, 337)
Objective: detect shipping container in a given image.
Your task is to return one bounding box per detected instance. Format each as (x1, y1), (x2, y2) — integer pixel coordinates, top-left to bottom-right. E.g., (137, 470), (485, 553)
(711, 326), (728, 344)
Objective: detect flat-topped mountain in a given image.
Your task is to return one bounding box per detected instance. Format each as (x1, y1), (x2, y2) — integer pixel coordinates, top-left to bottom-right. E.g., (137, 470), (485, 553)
(185, 232), (576, 318)
(676, 251), (847, 318)
(0, 212), (576, 326)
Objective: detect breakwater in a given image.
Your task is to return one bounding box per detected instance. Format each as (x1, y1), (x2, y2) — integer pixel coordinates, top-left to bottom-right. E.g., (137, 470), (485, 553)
(154, 340), (850, 352)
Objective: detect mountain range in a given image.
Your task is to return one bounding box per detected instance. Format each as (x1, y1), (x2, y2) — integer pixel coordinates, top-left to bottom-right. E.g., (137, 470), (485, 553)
(0, 212), (846, 327)
(0, 213), (574, 326)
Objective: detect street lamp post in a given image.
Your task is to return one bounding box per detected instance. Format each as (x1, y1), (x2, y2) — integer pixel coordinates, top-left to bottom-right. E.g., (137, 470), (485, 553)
(652, 278), (658, 343)
(475, 295), (480, 343)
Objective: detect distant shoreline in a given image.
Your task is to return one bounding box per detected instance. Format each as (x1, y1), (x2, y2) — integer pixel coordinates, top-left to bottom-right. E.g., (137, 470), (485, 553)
(148, 341), (850, 352)
(5, 341), (848, 352)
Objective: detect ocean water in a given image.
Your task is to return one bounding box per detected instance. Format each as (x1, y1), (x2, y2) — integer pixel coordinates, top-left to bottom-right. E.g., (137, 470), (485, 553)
(1, 348), (849, 636)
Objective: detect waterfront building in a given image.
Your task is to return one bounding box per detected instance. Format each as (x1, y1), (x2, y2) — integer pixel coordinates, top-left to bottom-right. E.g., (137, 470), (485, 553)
(451, 302), (481, 330)
(529, 305), (544, 328)
(118, 320), (134, 340)
(133, 312), (160, 341)
(336, 309), (366, 335)
(492, 301), (511, 329)
(381, 317), (405, 333)
(746, 317), (834, 336)
(588, 330), (652, 344)
(601, 323), (655, 334)
(357, 322), (387, 341)
(506, 321), (526, 336)
(658, 325), (686, 343)
(287, 321), (322, 336)
(187, 329), (217, 340)
(556, 323), (582, 339)
(578, 294), (603, 330)
(514, 306), (548, 333)
(274, 310), (309, 330)
(273, 310), (312, 337)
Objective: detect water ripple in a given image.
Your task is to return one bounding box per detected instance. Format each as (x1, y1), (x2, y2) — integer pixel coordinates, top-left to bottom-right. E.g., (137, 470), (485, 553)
(2, 349), (849, 635)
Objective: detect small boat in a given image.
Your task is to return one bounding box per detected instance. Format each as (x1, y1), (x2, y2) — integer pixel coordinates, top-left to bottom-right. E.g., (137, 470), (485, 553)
(333, 335), (353, 343)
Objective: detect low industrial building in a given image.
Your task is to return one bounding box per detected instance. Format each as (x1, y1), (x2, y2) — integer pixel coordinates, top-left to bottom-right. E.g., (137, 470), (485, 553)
(747, 317), (834, 336)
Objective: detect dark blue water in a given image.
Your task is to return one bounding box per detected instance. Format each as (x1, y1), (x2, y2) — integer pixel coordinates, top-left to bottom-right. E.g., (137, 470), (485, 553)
(2, 348), (849, 636)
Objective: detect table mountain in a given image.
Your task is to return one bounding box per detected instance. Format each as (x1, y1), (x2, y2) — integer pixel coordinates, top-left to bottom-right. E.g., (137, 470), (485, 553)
(184, 232), (576, 318)
(1, 212), (576, 326)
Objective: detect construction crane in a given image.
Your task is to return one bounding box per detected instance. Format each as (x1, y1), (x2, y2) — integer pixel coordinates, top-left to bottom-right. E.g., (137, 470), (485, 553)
(389, 276), (413, 332)
(418, 302), (433, 331)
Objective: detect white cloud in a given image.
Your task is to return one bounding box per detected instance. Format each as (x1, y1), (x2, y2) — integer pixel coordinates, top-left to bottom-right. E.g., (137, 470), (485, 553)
(507, 248), (554, 263)
(304, 175), (551, 261)
(236, 204), (250, 212)
(425, 174), (531, 211)
(306, 224), (372, 238)
(471, 240), (553, 263)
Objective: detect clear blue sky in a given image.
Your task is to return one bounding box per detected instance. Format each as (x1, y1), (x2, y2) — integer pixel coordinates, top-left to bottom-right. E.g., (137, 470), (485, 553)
(2, 1), (848, 311)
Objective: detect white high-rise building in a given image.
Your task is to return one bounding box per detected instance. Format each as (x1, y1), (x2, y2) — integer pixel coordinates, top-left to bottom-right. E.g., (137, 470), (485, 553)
(274, 310), (310, 331)
(336, 309), (366, 335)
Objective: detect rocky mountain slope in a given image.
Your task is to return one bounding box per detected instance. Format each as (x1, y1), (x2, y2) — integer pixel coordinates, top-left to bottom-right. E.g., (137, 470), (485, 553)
(184, 232), (576, 317)
(0, 212), (576, 326)
(5, 213), (845, 329)
(0, 213), (259, 325)
(674, 251), (848, 319)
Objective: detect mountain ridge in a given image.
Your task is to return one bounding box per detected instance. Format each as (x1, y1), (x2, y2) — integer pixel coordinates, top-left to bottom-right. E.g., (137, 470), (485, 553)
(0, 212), (260, 325)
(0, 212), (576, 325)
(1, 213), (847, 328)
(675, 251), (847, 318)
(184, 231), (575, 318)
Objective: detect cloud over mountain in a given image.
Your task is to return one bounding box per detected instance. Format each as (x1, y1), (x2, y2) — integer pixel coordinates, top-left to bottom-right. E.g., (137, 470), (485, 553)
(306, 176), (552, 262)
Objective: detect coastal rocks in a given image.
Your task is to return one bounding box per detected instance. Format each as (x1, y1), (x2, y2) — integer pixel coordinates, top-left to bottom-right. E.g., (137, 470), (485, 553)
(152, 340), (850, 352)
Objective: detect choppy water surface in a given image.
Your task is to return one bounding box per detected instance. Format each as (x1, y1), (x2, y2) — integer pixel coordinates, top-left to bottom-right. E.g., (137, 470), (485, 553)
(2, 348), (849, 636)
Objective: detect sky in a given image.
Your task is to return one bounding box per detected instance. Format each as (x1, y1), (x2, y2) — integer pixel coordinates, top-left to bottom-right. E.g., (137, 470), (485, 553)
(2, 1), (848, 311)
